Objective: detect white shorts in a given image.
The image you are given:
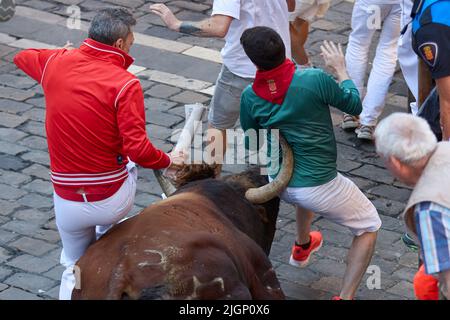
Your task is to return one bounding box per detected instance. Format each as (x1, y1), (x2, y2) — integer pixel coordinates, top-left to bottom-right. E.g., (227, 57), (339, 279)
(289, 0), (332, 22)
(280, 173), (381, 236)
(54, 162), (138, 299)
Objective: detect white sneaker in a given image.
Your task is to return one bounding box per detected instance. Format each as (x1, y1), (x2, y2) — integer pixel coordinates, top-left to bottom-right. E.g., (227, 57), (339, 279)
(341, 114), (360, 130)
(356, 125), (375, 140)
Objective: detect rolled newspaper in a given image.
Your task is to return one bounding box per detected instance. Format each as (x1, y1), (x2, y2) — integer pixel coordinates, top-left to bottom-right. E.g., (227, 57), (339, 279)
(155, 103), (207, 198)
(173, 103), (206, 154)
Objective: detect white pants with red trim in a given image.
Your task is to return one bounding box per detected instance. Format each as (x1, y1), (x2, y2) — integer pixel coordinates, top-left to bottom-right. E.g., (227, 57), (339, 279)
(346, 0), (401, 126)
(55, 162), (138, 300)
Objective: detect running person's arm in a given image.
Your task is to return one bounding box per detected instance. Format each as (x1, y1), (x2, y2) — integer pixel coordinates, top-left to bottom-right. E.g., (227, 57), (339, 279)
(321, 40), (351, 83)
(319, 40), (362, 116)
(14, 48), (63, 84)
(436, 76), (450, 141)
(240, 89), (263, 151)
(116, 80), (182, 170)
(150, 4), (233, 38)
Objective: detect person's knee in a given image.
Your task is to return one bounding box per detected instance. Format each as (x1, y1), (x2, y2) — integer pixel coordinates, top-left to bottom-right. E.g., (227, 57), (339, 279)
(359, 229), (378, 236)
(352, 219), (382, 240)
(352, 204), (382, 237)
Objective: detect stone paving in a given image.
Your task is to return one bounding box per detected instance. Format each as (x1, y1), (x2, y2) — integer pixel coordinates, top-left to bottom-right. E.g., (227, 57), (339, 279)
(0, 0), (418, 300)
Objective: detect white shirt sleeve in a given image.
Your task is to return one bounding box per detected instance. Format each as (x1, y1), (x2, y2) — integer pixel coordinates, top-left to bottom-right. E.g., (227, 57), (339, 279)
(212, 0), (241, 20)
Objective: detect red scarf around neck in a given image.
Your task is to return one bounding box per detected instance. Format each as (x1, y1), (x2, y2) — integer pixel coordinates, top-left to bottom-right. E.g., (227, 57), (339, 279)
(252, 59), (296, 105)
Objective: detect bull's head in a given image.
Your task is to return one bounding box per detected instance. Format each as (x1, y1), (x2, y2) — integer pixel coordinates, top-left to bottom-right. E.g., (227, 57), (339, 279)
(154, 134), (294, 205)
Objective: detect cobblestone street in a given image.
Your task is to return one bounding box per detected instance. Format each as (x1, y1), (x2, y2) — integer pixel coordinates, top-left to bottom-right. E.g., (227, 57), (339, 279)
(0, 0), (418, 300)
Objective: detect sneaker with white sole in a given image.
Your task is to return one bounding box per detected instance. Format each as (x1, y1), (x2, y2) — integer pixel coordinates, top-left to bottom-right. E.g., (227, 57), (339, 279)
(341, 114), (360, 130)
(356, 125), (375, 140)
(289, 231), (323, 268)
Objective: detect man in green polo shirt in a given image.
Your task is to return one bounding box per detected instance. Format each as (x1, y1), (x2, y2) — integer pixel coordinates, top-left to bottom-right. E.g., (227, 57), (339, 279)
(240, 27), (381, 300)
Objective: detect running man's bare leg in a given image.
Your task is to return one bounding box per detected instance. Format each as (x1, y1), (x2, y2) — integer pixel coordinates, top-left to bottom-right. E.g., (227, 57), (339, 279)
(340, 231), (378, 299)
(290, 17), (310, 65)
(296, 206), (315, 244)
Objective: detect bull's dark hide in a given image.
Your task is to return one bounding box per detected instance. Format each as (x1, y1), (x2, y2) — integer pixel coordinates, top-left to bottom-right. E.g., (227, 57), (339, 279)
(72, 167), (284, 300)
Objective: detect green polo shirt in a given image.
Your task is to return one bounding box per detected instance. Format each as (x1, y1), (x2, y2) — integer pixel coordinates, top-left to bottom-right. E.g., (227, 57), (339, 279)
(240, 68), (362, 188)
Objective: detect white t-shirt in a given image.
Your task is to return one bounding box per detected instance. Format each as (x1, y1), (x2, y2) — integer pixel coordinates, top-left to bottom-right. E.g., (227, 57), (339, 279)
(212, 0), (292, 79)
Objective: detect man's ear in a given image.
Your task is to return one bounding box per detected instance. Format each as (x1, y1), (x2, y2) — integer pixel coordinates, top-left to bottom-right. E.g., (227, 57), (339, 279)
(389, 156), (402, 170)
(113, 38), (124, 50)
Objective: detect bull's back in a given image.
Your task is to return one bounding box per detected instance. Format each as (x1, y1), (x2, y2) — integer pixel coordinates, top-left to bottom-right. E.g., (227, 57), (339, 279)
(73, 192), (277, 299)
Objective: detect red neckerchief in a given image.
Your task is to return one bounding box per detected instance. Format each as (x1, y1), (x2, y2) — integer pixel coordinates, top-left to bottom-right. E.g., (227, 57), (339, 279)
(252, 59), (296, 105)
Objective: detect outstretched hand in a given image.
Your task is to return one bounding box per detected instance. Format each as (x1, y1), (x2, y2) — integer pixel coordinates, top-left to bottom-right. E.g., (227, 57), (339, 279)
(62, 41), (75, 50)
(150, 4), (182, 31)
(320, 40), (349, 82)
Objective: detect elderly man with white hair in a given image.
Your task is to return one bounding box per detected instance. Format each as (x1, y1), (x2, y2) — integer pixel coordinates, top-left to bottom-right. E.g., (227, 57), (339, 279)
(374, 113), (450, 299)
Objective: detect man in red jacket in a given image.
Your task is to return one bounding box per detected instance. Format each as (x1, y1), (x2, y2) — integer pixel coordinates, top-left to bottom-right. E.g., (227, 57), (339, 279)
(14, 8), (183, 299)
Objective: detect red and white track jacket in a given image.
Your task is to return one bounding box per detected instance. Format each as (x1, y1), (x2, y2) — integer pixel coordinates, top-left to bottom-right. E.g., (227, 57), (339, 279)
(14, 38), (171, 202)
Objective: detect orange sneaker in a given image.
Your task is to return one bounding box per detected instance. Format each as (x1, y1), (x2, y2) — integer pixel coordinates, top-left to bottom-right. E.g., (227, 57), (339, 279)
(289, 231), (323, 268)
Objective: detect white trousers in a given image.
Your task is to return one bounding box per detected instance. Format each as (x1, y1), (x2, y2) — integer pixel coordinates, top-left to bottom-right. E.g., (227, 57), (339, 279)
(55, 162), (138, 300)
(346, 0), (402, 126)
(398, 0), (419, 113)
(280, 174), (381, 236)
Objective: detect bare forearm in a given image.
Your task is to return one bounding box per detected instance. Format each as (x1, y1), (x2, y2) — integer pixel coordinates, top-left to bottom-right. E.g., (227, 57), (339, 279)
(178, 15), (232, 38)
(440, 99), (450, 140)
(179, 20), (220, 37)
(150, 4), (231, 38)
(437, 76), (450, 140)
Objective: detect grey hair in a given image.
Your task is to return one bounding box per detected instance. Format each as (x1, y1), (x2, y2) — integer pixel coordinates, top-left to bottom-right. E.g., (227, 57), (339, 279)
(374, 113), (438, 165)
(88, 8), (136, 46)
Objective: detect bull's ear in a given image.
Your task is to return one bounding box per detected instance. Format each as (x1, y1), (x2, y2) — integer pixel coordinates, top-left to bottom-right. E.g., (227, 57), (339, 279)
(256, 206), (269, 224)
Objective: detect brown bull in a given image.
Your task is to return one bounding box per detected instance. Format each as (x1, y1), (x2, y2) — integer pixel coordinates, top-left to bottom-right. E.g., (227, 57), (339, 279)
(72, 137), (293, 300)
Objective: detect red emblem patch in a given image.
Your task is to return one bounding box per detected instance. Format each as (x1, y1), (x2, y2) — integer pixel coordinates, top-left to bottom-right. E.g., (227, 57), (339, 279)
(267, 79), (277, 94)
(419, 42), (438, 67)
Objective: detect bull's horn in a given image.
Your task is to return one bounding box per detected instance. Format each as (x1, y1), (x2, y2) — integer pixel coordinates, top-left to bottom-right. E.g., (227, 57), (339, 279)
(245, 134), (294, 204)
(153, 170), (177, 197)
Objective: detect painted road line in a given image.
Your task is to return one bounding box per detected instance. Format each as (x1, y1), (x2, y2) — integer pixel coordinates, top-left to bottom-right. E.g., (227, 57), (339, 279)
(133, 32), (192, 53)
(0, 33), (57, 49)
(0, 32), (15, 44)
(182, 46), (222, 64)
(137, 69), (213, 92)
(9, 38), (58, 49)
(128, 65), (147, 75)
(14, 6), (223, 64)
(199, 86), (216, 96)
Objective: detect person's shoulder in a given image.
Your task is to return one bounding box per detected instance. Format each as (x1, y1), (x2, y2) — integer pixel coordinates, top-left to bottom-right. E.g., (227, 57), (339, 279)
(295, 67), (328, 78)
(241, 83), (256, 100)
(293, 67), (334, 88)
